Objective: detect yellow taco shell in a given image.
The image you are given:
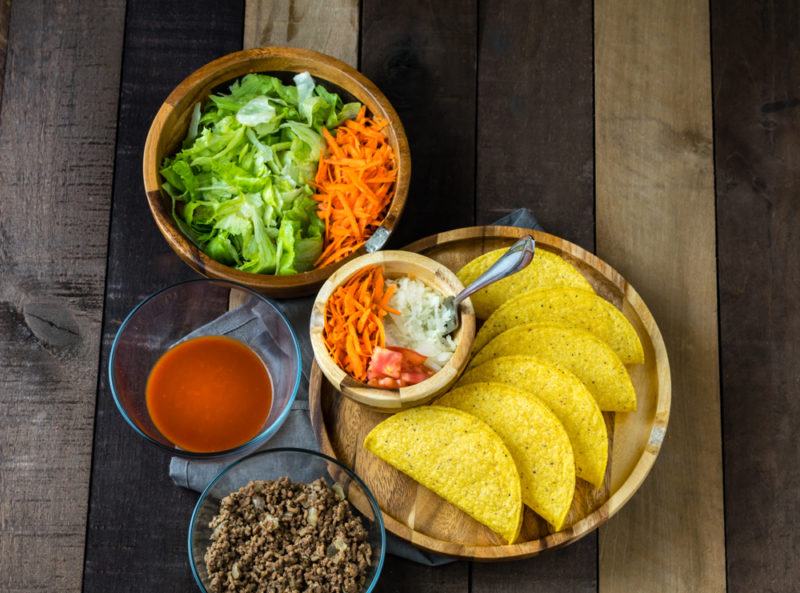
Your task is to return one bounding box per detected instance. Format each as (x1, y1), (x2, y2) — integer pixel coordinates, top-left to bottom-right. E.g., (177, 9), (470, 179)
(363, 406), (523, 543)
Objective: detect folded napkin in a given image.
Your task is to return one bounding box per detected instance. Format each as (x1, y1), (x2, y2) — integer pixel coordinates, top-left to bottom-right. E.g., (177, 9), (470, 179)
(169, 208), (542, 565)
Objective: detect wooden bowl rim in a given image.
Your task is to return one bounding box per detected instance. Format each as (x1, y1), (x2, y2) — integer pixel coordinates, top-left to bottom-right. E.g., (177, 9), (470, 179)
(309, 250), (476, 410)
(310, 226), (672, 560)
(142, 46), (411, 294)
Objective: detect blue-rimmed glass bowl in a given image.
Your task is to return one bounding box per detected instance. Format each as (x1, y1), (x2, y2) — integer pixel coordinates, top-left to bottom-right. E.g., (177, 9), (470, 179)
(108, 279), (301, 458)
(188, 448), (386, 592)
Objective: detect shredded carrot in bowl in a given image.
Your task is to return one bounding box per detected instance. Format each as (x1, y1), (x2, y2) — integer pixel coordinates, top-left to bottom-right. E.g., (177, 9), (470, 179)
(313, 107), (397, 268)
(322, 265), (398, 382)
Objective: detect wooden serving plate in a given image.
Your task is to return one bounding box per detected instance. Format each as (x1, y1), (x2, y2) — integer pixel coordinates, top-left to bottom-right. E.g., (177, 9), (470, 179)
(309, 226), (671, 560)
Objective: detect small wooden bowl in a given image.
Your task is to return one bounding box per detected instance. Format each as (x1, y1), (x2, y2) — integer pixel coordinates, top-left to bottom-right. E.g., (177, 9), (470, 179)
(310, 251), (476, 411)
(143, 47), (411, 297)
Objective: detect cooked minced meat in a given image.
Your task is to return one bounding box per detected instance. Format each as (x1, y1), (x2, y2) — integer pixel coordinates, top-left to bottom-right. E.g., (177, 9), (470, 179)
(204, 477), (372, 593)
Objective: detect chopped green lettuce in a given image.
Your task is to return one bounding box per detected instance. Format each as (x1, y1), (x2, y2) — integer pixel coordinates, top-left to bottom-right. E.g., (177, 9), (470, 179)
(160, 72), (359, 275)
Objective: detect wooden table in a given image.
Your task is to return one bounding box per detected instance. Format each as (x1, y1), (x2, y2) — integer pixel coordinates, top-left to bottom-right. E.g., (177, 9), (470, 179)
(1, 1), (797, 592)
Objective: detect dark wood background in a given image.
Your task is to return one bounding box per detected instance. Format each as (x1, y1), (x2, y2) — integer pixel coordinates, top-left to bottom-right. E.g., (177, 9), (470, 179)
(0, 1), (797, 592)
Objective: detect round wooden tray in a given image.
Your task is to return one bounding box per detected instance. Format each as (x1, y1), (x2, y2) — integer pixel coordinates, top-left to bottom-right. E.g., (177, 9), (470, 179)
(309, 226), (671, 560)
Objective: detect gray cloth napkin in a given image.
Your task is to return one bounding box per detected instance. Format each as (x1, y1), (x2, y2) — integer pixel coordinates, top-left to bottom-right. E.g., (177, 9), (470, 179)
(169, 208), (542, 565)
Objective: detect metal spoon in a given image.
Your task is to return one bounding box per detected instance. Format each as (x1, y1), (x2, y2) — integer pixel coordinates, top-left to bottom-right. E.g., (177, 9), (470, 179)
(442, 235), (536, 334)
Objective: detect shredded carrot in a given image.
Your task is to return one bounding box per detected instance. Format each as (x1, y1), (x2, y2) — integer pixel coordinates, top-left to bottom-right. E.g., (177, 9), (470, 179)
(313, 108), (397, 268)
(322, 265), (395, 382)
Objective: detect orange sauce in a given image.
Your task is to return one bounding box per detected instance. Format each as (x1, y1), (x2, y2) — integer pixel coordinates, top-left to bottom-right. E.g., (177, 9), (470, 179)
(146, 335), (272, 453)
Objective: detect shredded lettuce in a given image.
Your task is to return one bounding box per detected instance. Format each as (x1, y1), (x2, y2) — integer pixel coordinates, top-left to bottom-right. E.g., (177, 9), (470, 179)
(160, 72), (360, 275)
(235, 96), (276, 127)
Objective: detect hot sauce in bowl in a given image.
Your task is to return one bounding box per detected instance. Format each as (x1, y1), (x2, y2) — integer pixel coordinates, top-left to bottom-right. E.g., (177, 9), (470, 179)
(145, 335), (272, 453)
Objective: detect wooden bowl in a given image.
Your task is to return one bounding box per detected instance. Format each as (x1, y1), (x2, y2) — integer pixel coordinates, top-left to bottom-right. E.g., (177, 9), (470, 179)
(143, 47), (411, 297)
(309, 251), (476, 411)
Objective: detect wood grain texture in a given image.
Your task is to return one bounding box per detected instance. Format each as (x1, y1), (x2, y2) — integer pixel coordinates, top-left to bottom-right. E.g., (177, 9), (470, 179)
(0, 0), (10, 111)
(476, 0), (595, 249)
(473, 1), (598, 589)
(244, 0), (358, 65)
(360, 0), (478, 246)
(310, 227), (670, 560)
(595, 1), (725, 592)
(0, 1), (125, 592)
(81, 2), (244, 592)
(375, 557), (472, 593)
(711, 2), (800, 591)
(143, 46), (410, 297)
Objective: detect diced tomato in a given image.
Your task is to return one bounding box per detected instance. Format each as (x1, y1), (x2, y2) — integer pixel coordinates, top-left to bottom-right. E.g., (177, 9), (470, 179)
(376, 376), (401, 389)
(367, 376), (397, 388)
(367, 346), (435, 389)
(401, 369), (431, 385)
(367, 347), (402, 380)
(386, 346), (428, 367)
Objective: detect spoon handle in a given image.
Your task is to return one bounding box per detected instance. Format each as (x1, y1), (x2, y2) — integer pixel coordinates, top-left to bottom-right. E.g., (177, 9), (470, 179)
(453, 235), (536, 306)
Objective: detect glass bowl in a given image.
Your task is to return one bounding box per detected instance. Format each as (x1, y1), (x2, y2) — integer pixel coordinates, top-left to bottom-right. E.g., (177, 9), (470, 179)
(109, 279), (301, 458)
(188, 448), (386, 592)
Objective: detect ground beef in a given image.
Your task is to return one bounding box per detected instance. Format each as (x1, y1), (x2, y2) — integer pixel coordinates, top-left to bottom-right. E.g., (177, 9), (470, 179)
(204, 477), (373, 593)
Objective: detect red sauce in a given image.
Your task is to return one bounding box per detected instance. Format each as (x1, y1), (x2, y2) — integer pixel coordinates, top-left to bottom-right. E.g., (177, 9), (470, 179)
(145, 335), (272, 453)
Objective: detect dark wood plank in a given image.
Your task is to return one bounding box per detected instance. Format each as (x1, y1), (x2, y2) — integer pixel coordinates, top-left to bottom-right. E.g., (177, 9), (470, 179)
(0, 1), (125, 591)
(596, 1), (724, 591)
(360, 0), (478, 247)
(0, 0), (10, 110)
(81, 2), (244, 591)
(376, 557), (472, 593)
(476, 0), (595, 250)
(360, 0), (476, 589)
(472, 1), (597, 592)
(711, 2), (800, 591)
